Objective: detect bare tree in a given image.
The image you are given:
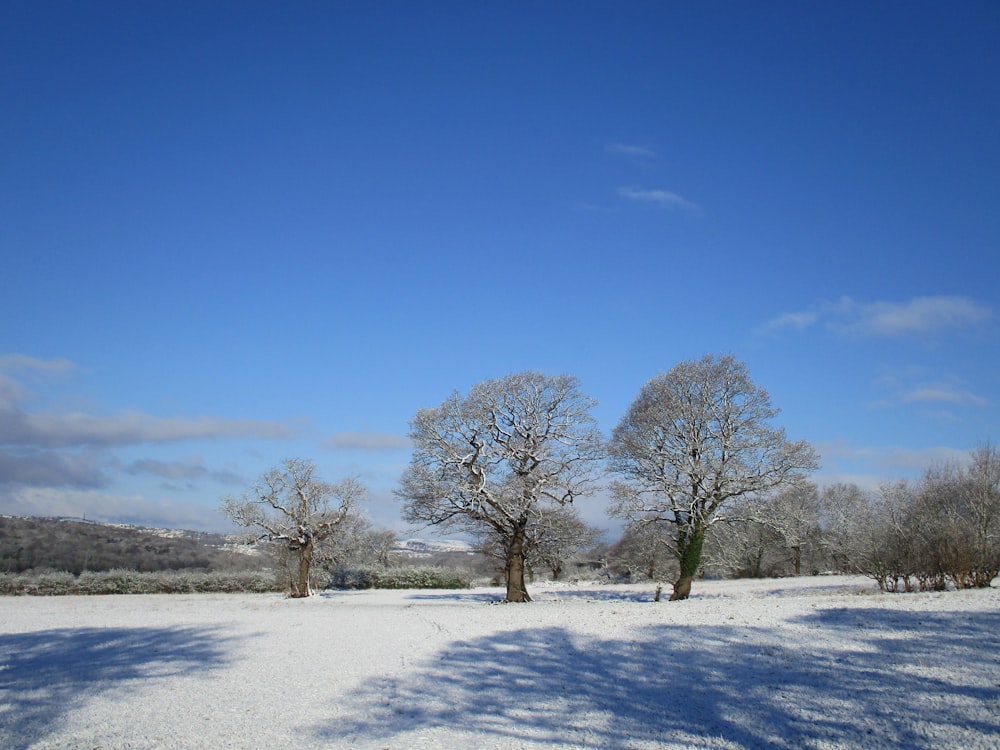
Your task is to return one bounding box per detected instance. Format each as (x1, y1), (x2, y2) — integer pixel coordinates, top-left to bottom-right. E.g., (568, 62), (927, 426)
(396, 372), (603, 602)
(221, 459), (366, 597)
(608, 355), (819, 600)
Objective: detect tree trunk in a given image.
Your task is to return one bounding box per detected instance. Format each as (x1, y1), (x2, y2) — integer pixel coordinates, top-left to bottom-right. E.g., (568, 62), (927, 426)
(670, 524), (705, 601)
(290, 538), (313, 598)
(504, 524), (531, 602)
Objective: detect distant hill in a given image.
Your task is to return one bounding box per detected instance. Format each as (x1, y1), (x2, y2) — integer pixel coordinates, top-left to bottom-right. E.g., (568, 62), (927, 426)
(393, 538), (475, 556)
(0, 516), (263, 575)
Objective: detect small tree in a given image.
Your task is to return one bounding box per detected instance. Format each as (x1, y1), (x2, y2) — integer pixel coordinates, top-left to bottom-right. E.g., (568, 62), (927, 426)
(476, 506), (602, 581)
(765, 484), (823, 575)
(221, 459), (366, 597)
(607, 519), (677, 581)
(703, 504), (786, 579)
(397, 372), (603, 602)
(609, 355), (818, 600)
(917, 445), (1000, 589)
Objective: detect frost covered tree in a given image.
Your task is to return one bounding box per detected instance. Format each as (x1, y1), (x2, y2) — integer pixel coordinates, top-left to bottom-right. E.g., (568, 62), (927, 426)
(609, 355), (819, 600)
(710, 483), (823, 577)
(396, 372), (604, 602)
(818, 482), (873, 573)
(221, 459), (366, 597)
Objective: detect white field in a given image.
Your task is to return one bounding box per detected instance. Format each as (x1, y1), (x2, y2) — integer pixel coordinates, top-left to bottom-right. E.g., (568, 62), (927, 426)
(1, 576), (998, 749)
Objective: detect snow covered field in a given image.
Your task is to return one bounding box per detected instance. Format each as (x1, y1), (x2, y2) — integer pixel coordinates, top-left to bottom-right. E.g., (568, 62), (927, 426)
(2, 576), (998, 749)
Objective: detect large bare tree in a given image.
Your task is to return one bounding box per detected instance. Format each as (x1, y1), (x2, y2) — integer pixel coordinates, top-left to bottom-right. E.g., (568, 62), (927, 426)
(221, 458), (366, 597)
(396, 372), (603, 602)
(608, 355), (818, 600)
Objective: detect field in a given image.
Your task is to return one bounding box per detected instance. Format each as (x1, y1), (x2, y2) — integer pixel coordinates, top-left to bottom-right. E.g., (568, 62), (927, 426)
(2, 576), (998, 749)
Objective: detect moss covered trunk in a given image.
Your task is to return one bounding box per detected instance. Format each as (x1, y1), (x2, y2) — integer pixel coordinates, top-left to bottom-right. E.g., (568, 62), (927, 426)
(671, 524), (705, 601)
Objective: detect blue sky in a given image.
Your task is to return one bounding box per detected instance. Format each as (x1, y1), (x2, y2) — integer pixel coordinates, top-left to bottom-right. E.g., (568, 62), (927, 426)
(2, 2), (998, 536)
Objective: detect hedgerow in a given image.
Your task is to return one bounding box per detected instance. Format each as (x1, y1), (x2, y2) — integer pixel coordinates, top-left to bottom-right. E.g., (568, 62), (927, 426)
(328, 565), (471, 590)
(0, 569), (284, 596)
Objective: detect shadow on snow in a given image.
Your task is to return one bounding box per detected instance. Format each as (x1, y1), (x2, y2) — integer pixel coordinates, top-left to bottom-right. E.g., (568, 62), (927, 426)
(399, 588), (659, 604)
(317, 608), (1000, 749)
(0, 625), (236, 750)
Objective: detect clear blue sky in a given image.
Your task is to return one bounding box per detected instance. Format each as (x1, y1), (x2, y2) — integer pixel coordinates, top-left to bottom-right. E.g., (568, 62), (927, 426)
(2, 1), (998, 535)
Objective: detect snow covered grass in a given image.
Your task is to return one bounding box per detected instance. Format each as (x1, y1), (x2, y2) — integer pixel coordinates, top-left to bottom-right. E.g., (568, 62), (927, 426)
(2, 576), (998, 749)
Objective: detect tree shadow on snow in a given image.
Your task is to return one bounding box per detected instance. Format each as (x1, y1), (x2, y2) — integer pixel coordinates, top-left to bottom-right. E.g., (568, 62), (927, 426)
(529, 587), (660, 603)
(403, 591), (509, 603)
(316, 608), (1000, 749)
(402, 588), (657, 604)
(0, 625), (236, 750)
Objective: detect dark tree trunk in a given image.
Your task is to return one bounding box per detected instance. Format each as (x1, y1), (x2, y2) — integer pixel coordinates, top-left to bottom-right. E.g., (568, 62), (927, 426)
(290, 537), (313, 598)
(504, 524), (531, 602)
(670, 524), (705, 601)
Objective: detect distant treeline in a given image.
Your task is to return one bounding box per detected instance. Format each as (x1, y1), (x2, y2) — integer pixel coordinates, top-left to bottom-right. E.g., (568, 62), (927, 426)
(0, 516), (262, 574)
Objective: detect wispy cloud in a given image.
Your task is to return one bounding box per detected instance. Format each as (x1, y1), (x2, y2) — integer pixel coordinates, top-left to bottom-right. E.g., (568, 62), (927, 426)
(760, 311), (817, 333)
(0, 486), (225, 531)
(901, 387), (989, 406)
(324, 432), (410, 452)
(0, 354), (75, 407)
(866, 368), (989, 418)
(606, 143), (656, 159)
(125, 457), (244, 485)
(759, 295), (993, 338)
(0, 354), (299, 509)
(0, 355), (299, 448)
(0, 448), (108, 488)
(814, 439), (971, 488)
(618, 186), (699, 212)
(0, 408), (298, 448)
(0, 354), (75, 374)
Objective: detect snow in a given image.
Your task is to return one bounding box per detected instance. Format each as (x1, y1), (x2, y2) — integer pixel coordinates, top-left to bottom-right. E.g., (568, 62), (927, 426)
(1, 576), (998, 749)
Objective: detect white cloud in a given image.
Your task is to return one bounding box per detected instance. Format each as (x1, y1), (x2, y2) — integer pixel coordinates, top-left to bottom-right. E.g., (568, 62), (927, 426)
(618, 186), (699, 212)
(760, 295), (993, 339)
(324, 432), (410, 452)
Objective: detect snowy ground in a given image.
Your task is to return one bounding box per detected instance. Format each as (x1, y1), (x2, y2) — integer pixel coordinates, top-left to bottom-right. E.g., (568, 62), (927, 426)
(1, 576), (998, 749)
